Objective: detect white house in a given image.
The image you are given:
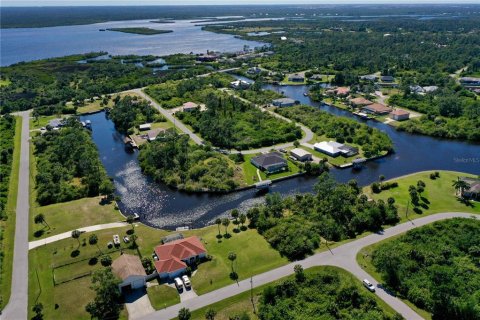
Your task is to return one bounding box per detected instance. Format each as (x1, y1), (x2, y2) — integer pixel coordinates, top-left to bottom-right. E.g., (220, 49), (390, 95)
(290, 148), (312, 161)
(139, 123), (152, 131)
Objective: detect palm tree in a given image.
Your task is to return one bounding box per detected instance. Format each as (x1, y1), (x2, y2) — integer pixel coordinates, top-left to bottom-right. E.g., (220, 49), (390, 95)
(34, 213), (49, 229)
(126, 214), (136, 233)
(452, 178), (470, 198)
(71, 229), (81, 248)
(205, 308), (217, 320)
(239, 213), (246, 229)
(222, 218), (230, 236)
(89, 234), (102, 255)
(231, 209), (239, 225)
(215, 218), (222, 237)
(228, 252), (237, 273)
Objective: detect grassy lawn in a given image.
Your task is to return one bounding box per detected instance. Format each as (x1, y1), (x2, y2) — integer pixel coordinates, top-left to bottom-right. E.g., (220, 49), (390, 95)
(242, 153), (301, 185)
(322, 97), (351, 110)
(0, 116), (22, 310)
(75, 92), (140, 114)
(364, 170), (480, 222)
(30, 197), (124, 241)
(185, 266), (398, 320)
(30, 114), (69, 130)
(147, 284), (180, 310)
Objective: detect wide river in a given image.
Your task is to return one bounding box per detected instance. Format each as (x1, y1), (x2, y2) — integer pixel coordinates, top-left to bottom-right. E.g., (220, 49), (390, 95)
(0, 19), (265, 66)
(80, 81), (480, 230)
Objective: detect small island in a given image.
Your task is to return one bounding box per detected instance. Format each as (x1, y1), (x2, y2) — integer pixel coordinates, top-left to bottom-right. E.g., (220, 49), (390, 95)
(106, 27), (173, 35)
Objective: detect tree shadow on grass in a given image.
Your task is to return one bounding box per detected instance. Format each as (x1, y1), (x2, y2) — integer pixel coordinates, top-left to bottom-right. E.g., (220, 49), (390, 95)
(413, 207), (423, 215)
(33, 229), (44, 238)
(421, 197), (430, 204)
(70, 250), (80, 258)
(456, 197), (474, 207)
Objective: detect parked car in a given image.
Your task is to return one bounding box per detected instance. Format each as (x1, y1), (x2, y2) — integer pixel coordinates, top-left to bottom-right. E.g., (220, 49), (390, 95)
(363, 279), (375, 292)
(279, 148), (287, 153)
(113, 234), (121, 246)
(174, 277), (184, 291)
(123, 236), (130, 243)
(182, 275), (191, 289)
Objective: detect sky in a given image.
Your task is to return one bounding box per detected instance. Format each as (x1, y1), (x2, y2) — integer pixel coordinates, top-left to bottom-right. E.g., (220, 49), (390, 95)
(3, 0), (480, 6)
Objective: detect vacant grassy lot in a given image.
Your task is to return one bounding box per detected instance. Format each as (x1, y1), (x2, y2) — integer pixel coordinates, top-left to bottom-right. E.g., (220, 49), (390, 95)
(147, 284), (180, 310)
(0, 116), (22, 310)
(186, 266), (397, 320)
(75, 92), (141, 114)
(364, 170), (480, 222)
(30, 197), (124, 240)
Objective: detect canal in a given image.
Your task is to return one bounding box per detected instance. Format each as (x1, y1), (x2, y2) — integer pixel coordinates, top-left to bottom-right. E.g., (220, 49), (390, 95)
(80, 83), (480, 230)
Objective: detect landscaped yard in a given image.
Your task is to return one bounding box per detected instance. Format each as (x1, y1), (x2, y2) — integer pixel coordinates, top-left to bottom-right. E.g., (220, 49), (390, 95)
(147, 284), (180, 310)
(364, 170), (480, 222)
(242, 153), (301, 185)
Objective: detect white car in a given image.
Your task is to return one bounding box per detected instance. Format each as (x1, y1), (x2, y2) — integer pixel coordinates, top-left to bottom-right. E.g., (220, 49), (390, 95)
(182, 275), (191, 289)
(113, 234), (121, 246)
(363, 279), (375, 292)
(174, 277), (183, 291)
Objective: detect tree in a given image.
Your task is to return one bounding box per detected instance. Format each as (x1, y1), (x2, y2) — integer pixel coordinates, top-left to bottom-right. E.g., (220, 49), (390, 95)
(228, 252), (237, 273)
(34, 213), (50, 229)
(100, 255), (113, 267)
(452, 178), (470, 198)
(409, 185), (419, 206)
(231, 209), (239, 224)
(417, 180), (426, 195)
(126, 214), (136, 232)
(239, 213), (247, 229)
(32, 302), (44, 320)
(85, 268), (122, 320)
(178, 307), (191, 320)
(215, 218), (222, 237)
(205, 308), (217, 320)
(222, 218), (231, 236)
(294, 264), (305, 282)
(71, 229), (81, 248)
(89, 234), (102, 255)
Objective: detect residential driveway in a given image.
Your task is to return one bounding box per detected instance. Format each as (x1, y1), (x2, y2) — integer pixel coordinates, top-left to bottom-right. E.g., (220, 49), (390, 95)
(179, 287), (198, 303)
(125, 289), (155, 320)
(139, 212), (477, 320)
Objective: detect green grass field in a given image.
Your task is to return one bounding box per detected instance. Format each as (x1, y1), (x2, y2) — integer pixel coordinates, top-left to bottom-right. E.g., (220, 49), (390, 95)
(242, 153), (301, 185)
(185, 266), (398, 320)
(364, 170), (480, 222)
(147, 284), (180, 310)
(0, 116), (22, 310)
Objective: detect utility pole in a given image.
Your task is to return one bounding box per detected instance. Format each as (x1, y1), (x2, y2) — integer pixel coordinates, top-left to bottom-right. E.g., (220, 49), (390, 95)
(405, 200), (410, 219)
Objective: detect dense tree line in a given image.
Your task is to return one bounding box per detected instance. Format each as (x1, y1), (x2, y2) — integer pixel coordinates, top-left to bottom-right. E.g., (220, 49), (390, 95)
(259, 266), (401, 320)
(247, 173), (399, 260)
(109, 95), (164, 134)
(138, 134), (240, 192)
(33, 118), (113, 205)
(372, 218), (480, 319)
(178, 92), (302, 150)
(277, 106), (393, 158)
(0, 115), (16, 220)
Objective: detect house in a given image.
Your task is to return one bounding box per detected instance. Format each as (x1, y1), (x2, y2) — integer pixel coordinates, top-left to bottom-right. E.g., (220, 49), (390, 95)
(182, 102), (199, 112)
(409, 85), (425, 94)
(230, 80), (251, 89)
(139, 123), (152, 131)
(196, 54), (218, 62)
(48, 118), (64, 129)
(154, 236), (207, 279)
(313, 141), (358, 158)
(360, 75), (378, 82)
(460, 177), (480, 200)
(423, 86), (438, 93)
(162, 233), (184, 244)
(272, 98), (297, 107)
(349, 97), (373, 107)
(146, 128), (166, 142)
(290, 148), (312, 162)
(390, 109), (410, 121)
(250, 152), (288, 173)
(247, 67), (262, 75)
(280, 36), (287, 41)
(112, 254), (147, 293)
(288, 74), (305, 83)
(326, 87), (350, 97)
(380, 75), (395, 83)
(460, 77), (480, 87)
(362, 103), (392, 115)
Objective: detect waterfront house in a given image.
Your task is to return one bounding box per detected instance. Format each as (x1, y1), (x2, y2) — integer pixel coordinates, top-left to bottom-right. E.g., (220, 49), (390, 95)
(349, 97), (373, 107)
(272, 98), (297, 107)
(314, 141), (358, 158)
(154, 236), (207, 280)
(112, 254), (147, 293)
(251, 152), (288, 173)
(230, 79), (251, 89)
(290, 148), (312, 162)
(380, 75), (395, 83)
(362, 103), (392, 115)
(460, 177), (480, 200)
(390, 109), (410, 121)
(288, 74), (305, 83)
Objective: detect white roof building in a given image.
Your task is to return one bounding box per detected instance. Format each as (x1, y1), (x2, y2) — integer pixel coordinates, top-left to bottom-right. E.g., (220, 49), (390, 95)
(139, 123), (152, 131)
(290, 148), (312, 161)
(313, 141), (356, 157)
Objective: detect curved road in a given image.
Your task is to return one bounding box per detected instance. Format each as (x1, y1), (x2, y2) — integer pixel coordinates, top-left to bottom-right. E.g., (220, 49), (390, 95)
(139, 212), (478, 320)
(2, 111), (30, 320)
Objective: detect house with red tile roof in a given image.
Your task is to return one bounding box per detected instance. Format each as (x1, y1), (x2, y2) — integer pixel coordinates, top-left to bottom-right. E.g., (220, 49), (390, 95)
(362, 103), (392, 115)
(153, 236), (207, 279)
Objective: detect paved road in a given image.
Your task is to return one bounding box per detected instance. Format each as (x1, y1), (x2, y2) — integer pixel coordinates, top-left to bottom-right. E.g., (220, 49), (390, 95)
(140, 212), (478, 320)
(28, 222), (128, 250)
(2, 111), (30, 320)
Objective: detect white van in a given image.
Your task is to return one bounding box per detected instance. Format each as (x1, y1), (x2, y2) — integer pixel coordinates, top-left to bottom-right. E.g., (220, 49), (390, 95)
(174, 277), (183, 291)
(363, 279), (375, 292)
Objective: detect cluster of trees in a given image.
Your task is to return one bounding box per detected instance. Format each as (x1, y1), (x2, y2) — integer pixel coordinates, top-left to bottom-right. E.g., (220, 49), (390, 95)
(138, 134), (240, 192)
(372, 218), (480, 319)
(237, 86), (283, 105)
(108, 95), (164, 134)
(259, 266), (401, 320)
(0, 115), (16, 220)
(247, 173), (399, 260)
(144, 74), (233, 109)
(178, 92), (302, 150)
(277, 106), (393, 158)
(33, 118), (113, 205)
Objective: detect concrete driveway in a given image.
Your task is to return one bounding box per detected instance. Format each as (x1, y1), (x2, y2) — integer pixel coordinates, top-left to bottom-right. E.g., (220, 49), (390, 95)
(179, 287), (198, 303)
(124, 289), (154, 320)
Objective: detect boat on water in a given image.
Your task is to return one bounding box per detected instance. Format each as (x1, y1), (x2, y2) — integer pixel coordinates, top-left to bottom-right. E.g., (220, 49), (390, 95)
(303, 92), (309, 96)
(99, 29), (106, 31)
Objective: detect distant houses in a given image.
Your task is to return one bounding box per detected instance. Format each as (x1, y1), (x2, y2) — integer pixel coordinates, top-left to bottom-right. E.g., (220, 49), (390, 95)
(196, 54), (218, 62)
(230, 79), (251, 89)
(460, 77), (480, 88)
(272, 98), (298, 107)
(153, 236), (207, 280)
(250, 152), (288, 173)
(314, 141), (358, 158)
(390, 109), (410, 121)
(290, 148), (312, 162)
(288, 74), (305, 83)
(247, 67), (262, 75)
